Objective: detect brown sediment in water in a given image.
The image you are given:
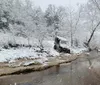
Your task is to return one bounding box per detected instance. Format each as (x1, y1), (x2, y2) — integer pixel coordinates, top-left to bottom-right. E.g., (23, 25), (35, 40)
(0, 51), (100, 85)
(0, 54), (79, 77)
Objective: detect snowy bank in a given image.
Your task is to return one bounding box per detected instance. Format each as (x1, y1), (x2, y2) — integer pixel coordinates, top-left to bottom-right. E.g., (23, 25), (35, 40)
(70, 48), (88, 54)
(0, 48), (48, 63)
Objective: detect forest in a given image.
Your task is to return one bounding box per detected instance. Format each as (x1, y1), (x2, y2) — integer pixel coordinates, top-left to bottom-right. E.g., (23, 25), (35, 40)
(1, 0), (100, 85)
(0, 0), (100, 50)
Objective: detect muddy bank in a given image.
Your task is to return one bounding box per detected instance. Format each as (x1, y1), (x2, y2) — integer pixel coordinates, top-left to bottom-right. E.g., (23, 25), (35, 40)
(0, 54), (79, 77)
(0, 51), (100, 85)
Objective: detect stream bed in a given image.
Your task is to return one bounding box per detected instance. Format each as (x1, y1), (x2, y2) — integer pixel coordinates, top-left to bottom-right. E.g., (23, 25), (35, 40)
(0, 51), (100, 85)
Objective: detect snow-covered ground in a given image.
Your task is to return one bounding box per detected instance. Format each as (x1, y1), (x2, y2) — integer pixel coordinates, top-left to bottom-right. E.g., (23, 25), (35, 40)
(0, 47), (87, 63)
(0, 34), (88, 63)
(70, 47), (88, 54)
(0, 48), (48, 62)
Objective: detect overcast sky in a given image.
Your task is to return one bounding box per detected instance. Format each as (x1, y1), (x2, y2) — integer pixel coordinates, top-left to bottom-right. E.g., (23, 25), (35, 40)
(32, 0), (88, 11)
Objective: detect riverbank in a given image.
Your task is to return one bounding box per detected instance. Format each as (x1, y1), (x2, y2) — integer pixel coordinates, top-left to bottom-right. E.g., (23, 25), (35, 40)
(0, 53), (81, 77)
(0, 51), (100, 85)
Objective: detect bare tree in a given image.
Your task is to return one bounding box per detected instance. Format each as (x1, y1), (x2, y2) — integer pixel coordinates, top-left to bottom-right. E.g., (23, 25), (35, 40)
(67, 5), (82, 47)
(84, 21), (100, 50)
(84, 0), (100, 50)
(45, 5), (67, 38)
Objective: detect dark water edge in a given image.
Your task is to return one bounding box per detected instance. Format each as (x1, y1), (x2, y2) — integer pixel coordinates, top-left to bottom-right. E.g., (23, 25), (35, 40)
(0, 51), (100, 85)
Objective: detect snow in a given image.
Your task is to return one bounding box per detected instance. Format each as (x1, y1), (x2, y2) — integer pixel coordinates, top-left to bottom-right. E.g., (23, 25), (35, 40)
(23, 61), (35, 66)
(0, 33), (39, 48)
(9, 62), (22, 67)
(60, 44), (68, 48)
(71, 48), (87, 54)
(9, 59), (16, 63)
(98, 49), (100, 52)
(20, 58), (48, 66)
(0, 39), (59, 63)
(49, 48), (59, 56)
(0, 48), (48, 62)
(57, 36), (67, 41)
(85, 53), (90, 56)
(43, 40), (59, 56)
(0, 36), (87, 63)
(1, 17), (7, 22)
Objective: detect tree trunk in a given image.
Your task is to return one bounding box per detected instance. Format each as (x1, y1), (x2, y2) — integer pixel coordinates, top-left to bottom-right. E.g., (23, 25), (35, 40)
(84, 21), (100, 50)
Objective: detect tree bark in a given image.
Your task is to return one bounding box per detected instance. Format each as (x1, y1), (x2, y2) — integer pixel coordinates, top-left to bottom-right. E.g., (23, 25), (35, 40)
(85, 21), (100, 49)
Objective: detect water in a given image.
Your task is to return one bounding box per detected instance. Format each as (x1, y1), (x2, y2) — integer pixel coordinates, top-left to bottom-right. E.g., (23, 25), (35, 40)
(0, 51), (100, 85)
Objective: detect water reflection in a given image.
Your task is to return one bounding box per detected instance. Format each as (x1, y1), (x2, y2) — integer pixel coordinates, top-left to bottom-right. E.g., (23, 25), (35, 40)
(1, 53), (100, 85)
